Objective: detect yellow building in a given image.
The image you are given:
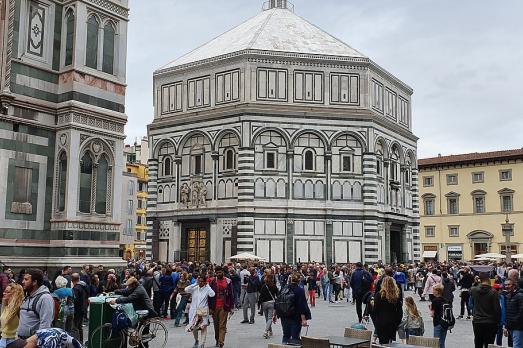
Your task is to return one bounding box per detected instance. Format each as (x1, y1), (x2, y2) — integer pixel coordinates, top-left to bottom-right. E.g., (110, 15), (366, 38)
(126, 162), (148, 259)
(418, 149), (523, 261)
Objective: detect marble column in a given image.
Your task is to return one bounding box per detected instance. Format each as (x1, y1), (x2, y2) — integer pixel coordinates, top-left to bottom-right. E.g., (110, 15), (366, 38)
(209, 219), (219, 263)
(168, 220), (181, 262)
(385, 221), (392, 264)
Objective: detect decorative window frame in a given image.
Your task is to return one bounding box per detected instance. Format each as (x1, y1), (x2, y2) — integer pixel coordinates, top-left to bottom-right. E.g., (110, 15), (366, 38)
(472, 171), (484, 183)
(329, 72), (359, 105)
(84, 11), (120, 76)
(264, 149), (277, 170)
(77, 139), (114, 216)
(339, 151), (353, 173)
(223, 147), (236, 172)
(448, 225), (460, 238)
(445, 192), (460, 215)
(422, 193), (436, 216)
(371, 79), (384, 114)
(293, 70), (324, 104)
(215, 69), (241, 105)
(60, 6), (76, 68)
(257, 67), (288, 101)
(187, 75), (211, 109)
(423, 175), (434, 187)
(446, 173), (458, 185)
(425, 226), (435, 238)
(499, 169), (512, 181)
(302, 148), (316, 172)
(471, 190), (486, 214)
(160, 81), (183, 114)
(19, 0), (56, 68)
(498, 188), (514, 213)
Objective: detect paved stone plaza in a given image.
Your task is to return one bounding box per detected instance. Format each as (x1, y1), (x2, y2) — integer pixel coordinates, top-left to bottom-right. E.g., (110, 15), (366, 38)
(164, 289), (485, 348)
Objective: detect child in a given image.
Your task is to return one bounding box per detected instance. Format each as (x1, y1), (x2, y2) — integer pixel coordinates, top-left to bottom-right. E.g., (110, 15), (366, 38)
(399, 296), (424, 341)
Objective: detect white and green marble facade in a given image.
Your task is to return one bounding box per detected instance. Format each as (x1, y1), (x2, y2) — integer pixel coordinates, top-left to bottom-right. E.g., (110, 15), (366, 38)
(0, 0), (129, 268)
(147, 4), (420, 265)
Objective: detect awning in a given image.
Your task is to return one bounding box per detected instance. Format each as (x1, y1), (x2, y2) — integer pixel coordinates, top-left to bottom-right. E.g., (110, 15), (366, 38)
(422, 251), (437, 258)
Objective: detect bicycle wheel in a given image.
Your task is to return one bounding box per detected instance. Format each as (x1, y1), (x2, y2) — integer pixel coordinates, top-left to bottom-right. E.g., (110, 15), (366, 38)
(138, 318), (168, 348)
(90, 323), (125, 348)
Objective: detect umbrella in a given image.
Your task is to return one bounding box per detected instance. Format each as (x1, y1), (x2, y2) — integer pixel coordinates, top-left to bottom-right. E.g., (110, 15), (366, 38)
(474, 253), (506, 259)
(229, 252), (265, 261)
(511, 253), (523, 259)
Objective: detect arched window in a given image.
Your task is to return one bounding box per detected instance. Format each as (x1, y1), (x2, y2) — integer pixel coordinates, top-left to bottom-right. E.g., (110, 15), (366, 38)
(304, 150), (314, 171)
(102, 22), (115, 74)
(86, 16), (99, 69)
(79, 153), (93, 213)
(95, 155), (108, 214)
(58, 152), (67, 211)
(224, 149), (234, 170)
(64, 11), (74, 66)
(164, 157), (171, 176)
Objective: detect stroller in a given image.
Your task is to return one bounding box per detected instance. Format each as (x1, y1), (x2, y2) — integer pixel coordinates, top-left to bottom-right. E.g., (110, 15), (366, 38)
(350, 291), (373, 330)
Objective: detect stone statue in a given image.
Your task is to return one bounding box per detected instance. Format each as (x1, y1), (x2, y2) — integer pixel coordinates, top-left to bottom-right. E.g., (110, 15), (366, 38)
(191, 181), (200, 207)
(180, 183), (190, 207)
(199, 183), (207, 207)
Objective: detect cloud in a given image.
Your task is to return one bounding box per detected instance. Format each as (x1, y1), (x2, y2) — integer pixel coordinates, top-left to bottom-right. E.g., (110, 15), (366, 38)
(125, 0), (523, 159)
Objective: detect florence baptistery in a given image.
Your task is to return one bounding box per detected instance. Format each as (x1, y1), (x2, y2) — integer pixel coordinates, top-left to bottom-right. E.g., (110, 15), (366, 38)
(147, 0), (419, 265)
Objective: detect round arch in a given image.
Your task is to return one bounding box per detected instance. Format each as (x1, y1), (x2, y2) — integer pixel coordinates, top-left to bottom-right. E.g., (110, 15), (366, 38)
(213, 128), (241, 151)
(389, 141), (405, 164)
(406, 149), (417, 169)
(79, 137), (115, 164)
(152, 138), (177, 158)
(177, 130), (212, 156)
(250, 127), (291, 148)
(290, 129), (329, 151)
(330, 131), (367, 152)
(374, 136), (389, 158)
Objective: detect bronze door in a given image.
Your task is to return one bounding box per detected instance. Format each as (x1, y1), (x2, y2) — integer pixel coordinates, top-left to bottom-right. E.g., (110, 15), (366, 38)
(186, 228), (208, 262)
(473, 242), (488, 257)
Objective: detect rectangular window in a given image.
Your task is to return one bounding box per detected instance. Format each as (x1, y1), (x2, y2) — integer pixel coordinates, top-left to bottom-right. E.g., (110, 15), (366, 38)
(127, 200), (134, 214)
(371, 79), (384, 113)
(424, 199), (434, 215)
(448, 198), (458, 215)
(127, 219), (133, 235)
(449, 226), (459, 237)
(294, 71), (323, 103)
(330, 73), (359, 105)
(266, 152), (276, 169)
(423, 176), (433, 187)
(398, 97), (409, 125)
(425, 226), (435, 238)
(216, 69), (240, 104)
(500, 244), (518, 255)
(502, 195), (513, 212)
(257, 68), (287, 101)
(341, 155), (352, 172)
(472, 172), (484, 183)
(385, 88), (397, 119)
(474, 196), (485, 214)
(138, 199), (143, 209)
(446, 174), (458, 185)
(194, 155), (202, 175)
(128, 181), (134, 196)
(187, 76), (211, 109)
(500, 169), (512, 181)
(161, 82), (183, 114)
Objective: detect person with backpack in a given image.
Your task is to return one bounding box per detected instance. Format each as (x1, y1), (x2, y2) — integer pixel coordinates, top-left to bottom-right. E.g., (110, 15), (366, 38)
(258, 269), (279, 339)
(423, 269), (442, 301)
(71, 273), (88, 343)
(371, 276), (403, 344)
(441, 272), (456, 304)
(51, 276), (73, 332)
(273, 272), (311, 346)
(398, 296), (424, 341)
(504, 278), (523, 348)
(17, 269), (55, 339)
(208, 266), (235, 348)
(350, 262), (373, 322)
(470, 272), (501, 348)
(457, 266), (474, 320)
(429, 284), (449, 348)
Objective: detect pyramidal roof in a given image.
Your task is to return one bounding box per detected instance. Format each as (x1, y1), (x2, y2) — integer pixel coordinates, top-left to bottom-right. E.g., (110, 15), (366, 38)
(160, 6), (367, 70)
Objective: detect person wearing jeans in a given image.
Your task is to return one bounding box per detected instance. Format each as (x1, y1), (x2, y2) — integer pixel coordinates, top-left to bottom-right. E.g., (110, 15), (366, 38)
(457, 267), (474, 319)
(505, 278), (523, 348)
(470, 272), (501, 348)
(430, 284), (447, 348)
(173, 272), (191, 327)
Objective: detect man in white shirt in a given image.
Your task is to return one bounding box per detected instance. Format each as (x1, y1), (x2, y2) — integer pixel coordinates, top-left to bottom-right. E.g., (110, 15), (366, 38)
(239, 265), (250, 307)
(185, 275), (215, 348)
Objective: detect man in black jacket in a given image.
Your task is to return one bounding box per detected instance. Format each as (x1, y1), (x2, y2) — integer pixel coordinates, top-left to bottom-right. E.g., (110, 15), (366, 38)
(470, 272), (501, 348)
(241, 268), (261, 324)
(458, 266), (474, 319)
(71, 273), (88, 343)
(109, 277), (157, 317)
(504, 278), (523, 348)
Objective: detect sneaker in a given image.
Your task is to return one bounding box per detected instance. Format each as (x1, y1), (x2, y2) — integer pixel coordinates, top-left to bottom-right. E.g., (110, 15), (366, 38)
(249, 319), (255, 324)
(466, 316), (471, 320)
(193, 341), (199, 348)
(263, 332), (269, 339)
(457, 315), (463, 319)
(240, 320), (249, 324)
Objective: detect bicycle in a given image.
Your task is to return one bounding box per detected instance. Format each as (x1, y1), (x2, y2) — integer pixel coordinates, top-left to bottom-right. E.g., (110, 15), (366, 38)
(89, 299), (168, 348)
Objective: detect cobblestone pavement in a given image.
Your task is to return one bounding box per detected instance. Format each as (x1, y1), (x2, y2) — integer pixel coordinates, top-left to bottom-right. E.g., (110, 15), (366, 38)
(163, 289), (495, 348)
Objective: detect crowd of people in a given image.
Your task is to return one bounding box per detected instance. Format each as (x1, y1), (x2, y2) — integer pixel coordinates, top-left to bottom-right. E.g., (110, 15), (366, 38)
(0, 260), (522, 348)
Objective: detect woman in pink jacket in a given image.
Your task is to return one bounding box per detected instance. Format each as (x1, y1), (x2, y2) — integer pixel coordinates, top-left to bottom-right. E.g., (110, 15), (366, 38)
(422, 269), (442, 301)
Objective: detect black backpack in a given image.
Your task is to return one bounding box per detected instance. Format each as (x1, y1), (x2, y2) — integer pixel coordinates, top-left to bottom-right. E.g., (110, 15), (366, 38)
(274, 285), (295, 318)
(360, 271), (372, 292)
(440, 301), (456, 331)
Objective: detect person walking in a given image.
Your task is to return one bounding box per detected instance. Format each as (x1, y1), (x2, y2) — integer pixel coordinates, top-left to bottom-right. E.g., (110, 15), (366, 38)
(273, 273), (311, 346)
(371, 276), (403, 344)
(209, 266), (234, 348)
(185, 275), (215, 348)
(173, 272), (191, 327)
(470, 272), (501, 348)
(350, 262), (372, 323)
(52, 276), (74, 332)
(441, 272), (456, 304)
(399, 296), (424, 341)
(259, 270), (279, 339)
(17, 269), (54, 339)
(504, 278), (523, 348)
(305, 271), (317, 307)
(0, 283), (24, 348)
(422, 269), (441, 301)
(71, 273), (88, 343)
(241, 268), (260, 324)
(457, 266), (474, 320)
(430, 284), (448, 348)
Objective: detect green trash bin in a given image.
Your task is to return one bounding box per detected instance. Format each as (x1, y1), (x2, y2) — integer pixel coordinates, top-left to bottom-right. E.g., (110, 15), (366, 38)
(88, 296), (122, 348)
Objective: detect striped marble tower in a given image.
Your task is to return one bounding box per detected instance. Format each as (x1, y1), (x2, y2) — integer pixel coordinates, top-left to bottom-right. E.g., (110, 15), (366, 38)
(236, 146), (255, 253)
(146, 157), (158, 259)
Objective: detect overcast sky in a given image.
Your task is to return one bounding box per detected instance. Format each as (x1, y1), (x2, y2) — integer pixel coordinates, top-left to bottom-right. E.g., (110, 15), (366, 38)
(125, 0), (523, 159)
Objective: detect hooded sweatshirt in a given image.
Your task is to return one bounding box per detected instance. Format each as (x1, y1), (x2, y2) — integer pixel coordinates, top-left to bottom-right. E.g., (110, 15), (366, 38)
(470, 283), (501, 325)
(17, 285), (54, 338)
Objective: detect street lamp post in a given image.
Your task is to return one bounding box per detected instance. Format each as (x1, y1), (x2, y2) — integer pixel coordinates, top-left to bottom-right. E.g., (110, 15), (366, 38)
(502, 213), (514, 264)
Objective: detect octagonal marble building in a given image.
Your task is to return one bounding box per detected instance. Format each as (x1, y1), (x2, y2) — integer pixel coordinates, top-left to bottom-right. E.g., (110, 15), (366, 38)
(147, 0), (419, 265)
